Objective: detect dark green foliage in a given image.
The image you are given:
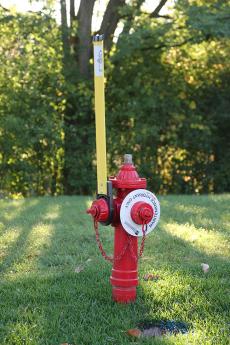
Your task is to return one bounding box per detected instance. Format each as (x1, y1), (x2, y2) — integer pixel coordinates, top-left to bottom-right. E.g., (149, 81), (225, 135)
(0, 0), (229, 196)
(63, 80), (96, 195)
(0, 9), (65, 196)
(106, 0), (230, 194)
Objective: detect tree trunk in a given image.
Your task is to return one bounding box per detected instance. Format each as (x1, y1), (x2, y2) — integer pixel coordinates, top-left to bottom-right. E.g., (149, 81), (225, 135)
(60, 0), (69, 63)
(77, 0), (95, 79)
(70, 0), (75, 28)
(99, 0), (126, 52)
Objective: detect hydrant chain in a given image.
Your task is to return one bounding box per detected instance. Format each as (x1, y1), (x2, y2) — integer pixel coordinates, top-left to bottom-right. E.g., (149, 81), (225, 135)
(128, 222), (148, 261)
(94, 219), (131, 263)
(138, 222), (148, 258)
(94, 219), (113, 262)
(94, 217), (148, 264)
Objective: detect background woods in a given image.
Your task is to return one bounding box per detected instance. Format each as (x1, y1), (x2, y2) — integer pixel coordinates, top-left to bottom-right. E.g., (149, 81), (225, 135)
(0, 0), (229, 196)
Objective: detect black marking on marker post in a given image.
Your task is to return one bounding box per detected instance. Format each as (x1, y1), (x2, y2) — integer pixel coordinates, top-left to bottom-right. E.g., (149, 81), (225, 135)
(93, 34), (104, 42)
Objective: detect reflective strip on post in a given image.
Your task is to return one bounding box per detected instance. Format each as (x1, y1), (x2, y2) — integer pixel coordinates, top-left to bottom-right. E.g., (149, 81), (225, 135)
(93, 35), (107, 195)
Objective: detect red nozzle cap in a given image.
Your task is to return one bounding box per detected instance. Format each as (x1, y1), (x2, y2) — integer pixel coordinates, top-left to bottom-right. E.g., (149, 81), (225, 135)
(87, 198), (109, 222)
(87, 205), (98, 217)
(131, 201), (154, 225)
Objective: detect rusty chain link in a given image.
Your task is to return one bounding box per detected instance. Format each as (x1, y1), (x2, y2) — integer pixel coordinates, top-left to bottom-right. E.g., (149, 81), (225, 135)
(138, 222), (148, 258)
(129, 222), (147, 261)
(93, 219), (147, 263)
(94, 219), (113, 262)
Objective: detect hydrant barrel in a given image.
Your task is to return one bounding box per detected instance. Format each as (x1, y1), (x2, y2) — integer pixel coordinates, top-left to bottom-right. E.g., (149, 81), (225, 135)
(109, 155), (147, 303)
(110, 223), (138, 303)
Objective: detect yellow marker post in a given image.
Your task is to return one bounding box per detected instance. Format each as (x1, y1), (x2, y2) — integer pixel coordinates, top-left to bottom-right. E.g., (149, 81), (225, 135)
(93, 35), (107, 195)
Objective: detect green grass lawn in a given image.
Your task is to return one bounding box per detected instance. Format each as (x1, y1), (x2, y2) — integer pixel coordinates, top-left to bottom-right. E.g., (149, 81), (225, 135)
(0, 195), (229, 345)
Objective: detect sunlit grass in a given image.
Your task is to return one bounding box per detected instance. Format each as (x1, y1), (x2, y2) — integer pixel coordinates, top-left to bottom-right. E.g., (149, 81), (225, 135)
(164, 222), (229, 257)
(0, 195), (229, 345)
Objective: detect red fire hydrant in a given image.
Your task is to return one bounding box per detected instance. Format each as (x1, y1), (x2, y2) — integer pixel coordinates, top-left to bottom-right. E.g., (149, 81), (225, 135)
(87, 154), (160, 303)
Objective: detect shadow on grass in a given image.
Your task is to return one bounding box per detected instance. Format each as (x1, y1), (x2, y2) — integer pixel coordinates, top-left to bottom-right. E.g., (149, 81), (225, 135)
(0, 195), (229, 345)
(1, 272), (177, 345)
(0, 199), (41, 274)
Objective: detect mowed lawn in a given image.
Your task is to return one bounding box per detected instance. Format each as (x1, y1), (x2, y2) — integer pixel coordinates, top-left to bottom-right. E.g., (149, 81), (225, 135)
(0, 195), (229, 345)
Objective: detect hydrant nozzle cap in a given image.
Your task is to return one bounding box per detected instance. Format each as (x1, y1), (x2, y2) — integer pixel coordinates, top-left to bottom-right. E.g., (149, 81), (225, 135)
(86, 199), (109, 222)
(124, 154), (133, 164)
(86, 206), (97, 217)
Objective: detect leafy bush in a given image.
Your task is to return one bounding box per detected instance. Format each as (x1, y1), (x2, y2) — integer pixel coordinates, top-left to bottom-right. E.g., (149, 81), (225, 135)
(0, 10), (64, 196)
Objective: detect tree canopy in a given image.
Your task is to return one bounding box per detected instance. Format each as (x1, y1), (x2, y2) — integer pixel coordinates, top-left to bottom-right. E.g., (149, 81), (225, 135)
(0, 0), (229, 196)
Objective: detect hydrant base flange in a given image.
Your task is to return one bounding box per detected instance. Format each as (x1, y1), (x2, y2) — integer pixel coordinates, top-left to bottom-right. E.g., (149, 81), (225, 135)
(112, 286), (137, 303)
